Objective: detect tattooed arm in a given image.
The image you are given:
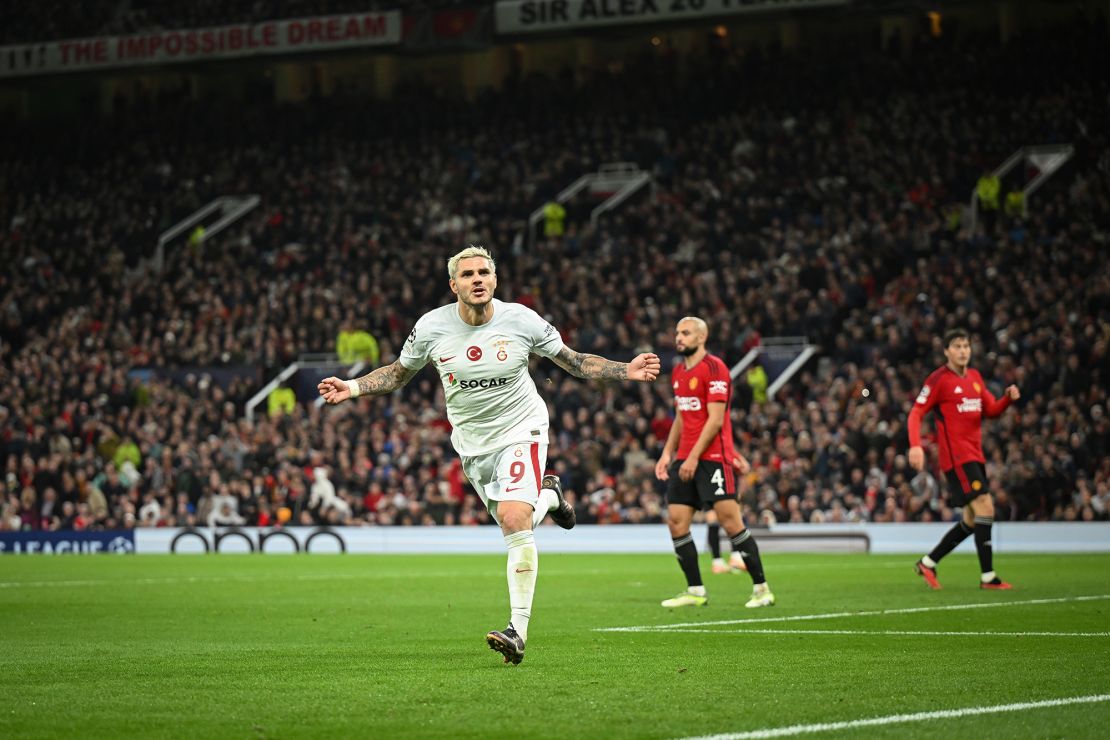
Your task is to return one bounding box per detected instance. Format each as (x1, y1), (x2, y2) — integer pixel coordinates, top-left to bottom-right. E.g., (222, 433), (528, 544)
(551, 347), (627, 380)
(318, 361), (420, 404)
(550, 347), (661, 382)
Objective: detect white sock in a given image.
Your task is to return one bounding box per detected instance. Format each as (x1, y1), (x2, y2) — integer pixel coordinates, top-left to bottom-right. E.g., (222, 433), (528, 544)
(688, 585), (707, 597)
(753, 582), (769, 595)
(505, 530), (537, 643)
(981, 570), (997, 583)
(530, 488), (559, 528)
(712, 557), (726, 566)
(921, 555), (937, 568)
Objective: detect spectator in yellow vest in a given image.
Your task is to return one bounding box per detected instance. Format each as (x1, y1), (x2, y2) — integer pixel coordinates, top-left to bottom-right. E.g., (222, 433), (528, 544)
(976, 172), (1001, 211)
(945, 203), (963, 233)
(543, 201), (566, 238)
(187, 225), (206, 259)
(1004, 189), (1024, 218)
(268, 385), (296, 417)
(337, 320), (380, 366)
(112, 435), (142, 470)
(746, 362), (769, 404)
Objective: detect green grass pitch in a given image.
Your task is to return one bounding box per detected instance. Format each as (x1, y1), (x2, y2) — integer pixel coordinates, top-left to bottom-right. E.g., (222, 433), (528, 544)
(2, 552), (1109, 738)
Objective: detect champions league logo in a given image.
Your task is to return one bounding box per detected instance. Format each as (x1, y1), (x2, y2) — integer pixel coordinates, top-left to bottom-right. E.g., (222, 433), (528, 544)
(107, 536), (136, 554)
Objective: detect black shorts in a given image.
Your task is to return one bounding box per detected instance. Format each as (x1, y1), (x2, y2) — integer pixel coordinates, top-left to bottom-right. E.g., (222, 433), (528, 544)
(666, 460), (737, 510)
(944, 461), (990, 507)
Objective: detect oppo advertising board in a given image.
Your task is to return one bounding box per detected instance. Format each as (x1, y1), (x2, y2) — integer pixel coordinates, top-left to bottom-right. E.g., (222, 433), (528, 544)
(495, 0), (848, 35)
(3, 524), (1109, 554)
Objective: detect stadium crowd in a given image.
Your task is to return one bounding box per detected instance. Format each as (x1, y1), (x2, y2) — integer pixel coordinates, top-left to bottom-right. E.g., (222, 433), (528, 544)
(2, 23), (1109, 532)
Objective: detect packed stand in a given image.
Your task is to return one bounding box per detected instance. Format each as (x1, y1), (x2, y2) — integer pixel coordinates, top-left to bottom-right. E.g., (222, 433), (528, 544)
(2, 25), (1109, 532)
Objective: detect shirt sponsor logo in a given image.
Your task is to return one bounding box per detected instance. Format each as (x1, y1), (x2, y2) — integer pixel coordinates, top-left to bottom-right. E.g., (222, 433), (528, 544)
(458, 377), (510, 390)
(956, 397), (982, 414)
(709, 380), (728, 395)
(676, 396), (702, 411)
(467, 346), (483, 361)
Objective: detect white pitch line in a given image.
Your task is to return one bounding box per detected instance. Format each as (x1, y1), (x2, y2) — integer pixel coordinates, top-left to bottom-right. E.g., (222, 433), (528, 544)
(595, 594), (1110, 632)
(675, 693), (1110, 740)
(655, 628), (1110, 637)
(0, 572), (459, 590)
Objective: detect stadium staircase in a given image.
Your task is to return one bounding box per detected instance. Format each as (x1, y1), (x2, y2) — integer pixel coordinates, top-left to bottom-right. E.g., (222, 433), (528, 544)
(149, 194), (261, 274)
(245, 354), (369, 422)
(729, 336), (818, 402)
(968, 144), (1073, 232)
(526, 162), (652, 248)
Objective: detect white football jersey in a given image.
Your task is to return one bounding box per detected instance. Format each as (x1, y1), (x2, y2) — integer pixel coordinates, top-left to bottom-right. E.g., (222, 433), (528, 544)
(399, 299), (565, 456)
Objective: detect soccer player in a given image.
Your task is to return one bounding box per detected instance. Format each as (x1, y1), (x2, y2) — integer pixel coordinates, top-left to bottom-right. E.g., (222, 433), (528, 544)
(318, 245), (660, 664)
(908, 328), (1021, 590)
(654, 317), (774, 608)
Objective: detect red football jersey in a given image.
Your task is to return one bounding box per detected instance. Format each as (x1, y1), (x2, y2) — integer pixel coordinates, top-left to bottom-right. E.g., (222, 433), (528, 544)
(672, 353), (735, 462)
(908, 365), (1012, 471)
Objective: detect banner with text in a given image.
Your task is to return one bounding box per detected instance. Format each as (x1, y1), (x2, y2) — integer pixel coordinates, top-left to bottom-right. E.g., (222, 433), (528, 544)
(0, 11), (401, 78)
(0, 530), (135, 554)
(496, 0), (847, 35)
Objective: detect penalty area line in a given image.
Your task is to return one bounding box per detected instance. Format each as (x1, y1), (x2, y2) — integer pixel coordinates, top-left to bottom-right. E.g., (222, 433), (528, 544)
(655, 628), (1110, 638)
(674, 693), (1110, 740)
(594, 594), (1110, 632)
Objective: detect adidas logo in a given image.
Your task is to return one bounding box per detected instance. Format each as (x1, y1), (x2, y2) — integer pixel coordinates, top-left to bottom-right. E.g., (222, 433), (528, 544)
(954, 385), (963, 394)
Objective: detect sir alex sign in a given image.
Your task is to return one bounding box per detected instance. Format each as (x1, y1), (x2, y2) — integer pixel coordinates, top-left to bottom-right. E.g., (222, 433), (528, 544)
(496, 0), (846, 34)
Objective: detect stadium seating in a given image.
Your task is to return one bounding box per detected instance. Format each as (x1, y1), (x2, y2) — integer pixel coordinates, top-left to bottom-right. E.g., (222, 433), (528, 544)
(2, 24), (1108, 531)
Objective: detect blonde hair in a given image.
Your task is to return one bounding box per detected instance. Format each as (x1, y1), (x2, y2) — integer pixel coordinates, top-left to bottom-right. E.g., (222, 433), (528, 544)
(447, 245), (496, 279)
(677, 316), (709, 336)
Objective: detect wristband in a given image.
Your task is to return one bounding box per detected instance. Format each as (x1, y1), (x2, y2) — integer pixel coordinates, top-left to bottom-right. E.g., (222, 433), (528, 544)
(346, 379), (360, 398)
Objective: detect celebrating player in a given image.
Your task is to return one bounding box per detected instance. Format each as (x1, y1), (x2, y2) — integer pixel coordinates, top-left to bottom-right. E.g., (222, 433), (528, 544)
(319, 245), (660, 664)
(654, 317), (774, 609)
(908, 328), (1020, 590)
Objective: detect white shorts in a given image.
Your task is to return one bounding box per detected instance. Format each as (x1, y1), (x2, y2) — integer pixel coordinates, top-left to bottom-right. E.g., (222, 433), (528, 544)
(461, 441), (548, 521)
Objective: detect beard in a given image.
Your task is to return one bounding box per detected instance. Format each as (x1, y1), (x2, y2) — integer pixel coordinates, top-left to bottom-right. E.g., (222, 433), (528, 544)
(676, 345), (698, 356)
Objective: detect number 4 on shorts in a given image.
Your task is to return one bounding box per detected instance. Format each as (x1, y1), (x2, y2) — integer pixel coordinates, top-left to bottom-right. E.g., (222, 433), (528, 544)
(710, 467), (724, 496)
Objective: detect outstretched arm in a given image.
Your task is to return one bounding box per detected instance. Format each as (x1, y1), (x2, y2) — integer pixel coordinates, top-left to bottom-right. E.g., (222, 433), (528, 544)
(983, 384), (1019, 417)
(318, 360), (420, 404)
(550, 346), (660, 382)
